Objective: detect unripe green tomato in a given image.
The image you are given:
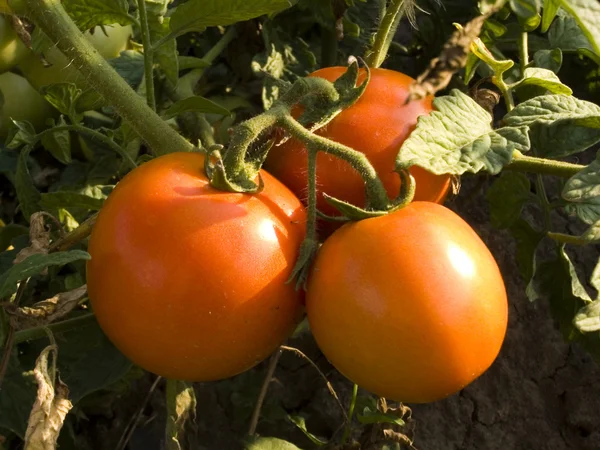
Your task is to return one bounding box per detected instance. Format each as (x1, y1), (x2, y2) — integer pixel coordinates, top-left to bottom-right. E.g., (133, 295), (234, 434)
(19, 24), (133, 90)
(0, 14), (29, 73)
(0, 71), (56, 138)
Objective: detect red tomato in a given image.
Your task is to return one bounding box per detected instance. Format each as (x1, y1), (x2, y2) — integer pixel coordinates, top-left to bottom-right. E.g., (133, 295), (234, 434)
(87, 152), (306, 381)
(265, 67), (451, 234)
(306, 202), (508, 403)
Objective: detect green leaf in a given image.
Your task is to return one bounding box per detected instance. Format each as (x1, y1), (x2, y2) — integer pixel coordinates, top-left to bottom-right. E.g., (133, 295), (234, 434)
(243, 437), (302, 450)
(163, 96), (231, 120)
(532, 48), (563, 73)
(166, 380), (197, 450)
(559, 0), (600, 63)
(541, 0), (561, 32)
(486, 172), (532, 229)
(15, 147), (41, 222)
(288, 415), (327, 446)
(41, 119), (72, 165)
(41, 83), (82, 120)
(355, 396), (405, 426)
(547, 10), (600, 63)
(170, 0), (293, 38)
(0, 352), (36, 438)
(591, 257), (600, 294)
(109, 50), (145, 90)
(574, 300), (600, 332)
(397, 90), (529, 175)
(562, 153), (600, 224)
(0, 250), (90, 299)
(504, 94), (600, 127)
(510, 0), (541, 19)
(40, 191), (105, 211)
(62, 0), (135, 30)
(512, 67), (572, 95)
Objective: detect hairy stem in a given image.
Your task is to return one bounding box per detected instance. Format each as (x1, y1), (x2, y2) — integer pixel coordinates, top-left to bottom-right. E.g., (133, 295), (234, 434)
(23, 0), (193, 155)
(137, 0), (156, 110)
(365, 0), (406, 68)
(506, 151), (583, 178)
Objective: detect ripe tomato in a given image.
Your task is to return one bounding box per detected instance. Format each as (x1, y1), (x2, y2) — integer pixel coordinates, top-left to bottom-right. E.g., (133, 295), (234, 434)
(86, 152), (306, 381)
(0, 72), (56, 137)
(0, 14), (29, 73)
(265, 67), (451, 232)
(20, 24), (132, 89)
(306, 202), (508, 403)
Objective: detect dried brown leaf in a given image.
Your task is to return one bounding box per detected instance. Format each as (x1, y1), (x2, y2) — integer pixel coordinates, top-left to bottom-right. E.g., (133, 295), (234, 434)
(13, 213), (51, 266)
(7, 285), (87, 329)
(24, 346), (72, 450)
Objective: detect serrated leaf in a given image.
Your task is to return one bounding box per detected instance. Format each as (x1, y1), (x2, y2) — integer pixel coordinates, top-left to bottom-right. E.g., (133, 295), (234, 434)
(562, 153), (600, 224)
(532, 48), (563, 73)
(166, 379), (196, 450)
(170, 0), (292, 38)
(62, 0), (135, 30)
(243, 436), (302, 450)
(559, 0), (600, 63)
(41, 84), (82, 120)
(15, 147), (41, 222)
(513, 67), (572, 95)
(0, 250), (90, 299)
(574, 300), (600, 332)
(288, 415), (327, 446)
(397, 90), (529, 175)
(163, 96), (230, 120)
(487, 172), (532, 228)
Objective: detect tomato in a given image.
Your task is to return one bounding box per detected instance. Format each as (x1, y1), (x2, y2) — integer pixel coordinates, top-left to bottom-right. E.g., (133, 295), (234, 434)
(0, 72), (56, 137)
(306, 202), (508, 403)
(20, 24), (132, 89)
(265, 67), (452, 233)
(0, 14), (28, 73)
(86, 152), (306, 381)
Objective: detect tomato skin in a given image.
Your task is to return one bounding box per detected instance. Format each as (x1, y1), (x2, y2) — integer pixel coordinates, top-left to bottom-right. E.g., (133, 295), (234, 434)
(20, 24), (132, 89)
(306, 202), (508, 403)
(0, 15), (29, 73)
(265, 67), (451, 233)
(0, 72), (56, 137)
(87, 152), (306, 381)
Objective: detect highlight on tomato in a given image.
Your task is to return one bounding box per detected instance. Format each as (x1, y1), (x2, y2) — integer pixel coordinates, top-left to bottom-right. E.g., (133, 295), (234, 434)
(86, 152), (306, 381)
(265, 66), (452, 232)
(305, 202), (508, 403)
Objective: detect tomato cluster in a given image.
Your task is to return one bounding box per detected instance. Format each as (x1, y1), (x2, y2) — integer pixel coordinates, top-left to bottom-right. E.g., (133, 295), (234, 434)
(87, 68), (507, 403)
(0, 16), (131, 138)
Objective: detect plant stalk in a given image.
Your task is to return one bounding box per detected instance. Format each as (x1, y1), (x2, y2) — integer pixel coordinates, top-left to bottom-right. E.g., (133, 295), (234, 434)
(365, 0), (406, 68)
(23, 0), (194, 155)
(137, 0), (156, 111)
(506, 151), (583, 178)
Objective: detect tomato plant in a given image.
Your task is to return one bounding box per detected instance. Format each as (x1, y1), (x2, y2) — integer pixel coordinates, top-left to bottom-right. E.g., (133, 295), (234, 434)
(265, 67), (452, 229)
(0, 14), (28, 73)
(86, 152), (306, 381)
(306, 202), (508, 403)
(0, 71), (55, 137)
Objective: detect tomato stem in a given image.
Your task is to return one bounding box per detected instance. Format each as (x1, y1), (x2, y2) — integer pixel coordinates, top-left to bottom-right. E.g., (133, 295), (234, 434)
(547, 232), (590, 246)
(339, 383), (359, 445)
(518, 30), (529, 74)
(23, 0), (194, 156)
(507, 151), (583, 178)
(365, 0), (407, 68)
(136, 0), (156, 111)
(247, 348), (283, 436)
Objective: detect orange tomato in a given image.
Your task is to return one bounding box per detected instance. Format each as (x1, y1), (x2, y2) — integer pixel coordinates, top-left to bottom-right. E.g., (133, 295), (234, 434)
(87, 152), (306, 381)
(265, 67), (451, 234)
(306, 202), (508, 403)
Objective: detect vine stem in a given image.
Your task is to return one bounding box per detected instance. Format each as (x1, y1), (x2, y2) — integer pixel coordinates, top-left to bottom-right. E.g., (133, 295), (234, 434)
(280, 114), (390, 210)
(365, 0), (406, 68)
(13, 312), (97, 345)
(547, 232), (590, 246)
(339, 383), (358, 445)
(506, 151), (583, 178)
(247, 348), (283, 436)
(137, 0), (156, 111)
(306, 147), (318, 241)
(23, 0), (194, 155)
(518, 30), (529, 74)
